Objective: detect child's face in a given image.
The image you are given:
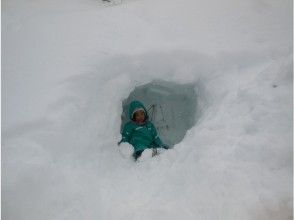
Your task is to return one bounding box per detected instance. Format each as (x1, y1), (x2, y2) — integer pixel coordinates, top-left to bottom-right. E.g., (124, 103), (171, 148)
(134, 110), (145, 123)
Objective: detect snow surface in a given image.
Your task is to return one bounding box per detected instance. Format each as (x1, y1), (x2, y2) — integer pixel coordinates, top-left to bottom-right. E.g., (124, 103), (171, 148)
(2, 0), (293, 219)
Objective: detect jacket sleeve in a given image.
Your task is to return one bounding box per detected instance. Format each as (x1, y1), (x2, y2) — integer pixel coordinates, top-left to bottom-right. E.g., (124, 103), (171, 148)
(118, 123), (133, 145)
(150, 123), (163, 147)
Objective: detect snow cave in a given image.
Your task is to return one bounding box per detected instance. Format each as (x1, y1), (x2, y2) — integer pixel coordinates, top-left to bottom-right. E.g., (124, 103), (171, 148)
(121, 80), (198, 147)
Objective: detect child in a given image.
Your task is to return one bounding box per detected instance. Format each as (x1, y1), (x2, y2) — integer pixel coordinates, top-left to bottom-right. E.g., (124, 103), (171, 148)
(118, 100), (169, 160)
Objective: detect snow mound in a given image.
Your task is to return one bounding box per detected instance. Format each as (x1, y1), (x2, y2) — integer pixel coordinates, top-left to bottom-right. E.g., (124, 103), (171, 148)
(118, 142), (134, 159)
(2, 0), (292, 219)
(3, 50), (292, 220)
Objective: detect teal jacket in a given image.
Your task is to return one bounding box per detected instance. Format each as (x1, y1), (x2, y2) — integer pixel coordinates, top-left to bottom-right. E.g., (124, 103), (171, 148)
(119, 100), (163, 152)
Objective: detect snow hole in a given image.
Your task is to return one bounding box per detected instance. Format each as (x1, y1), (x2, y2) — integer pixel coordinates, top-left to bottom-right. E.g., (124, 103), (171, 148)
(121, 80), (199, 147)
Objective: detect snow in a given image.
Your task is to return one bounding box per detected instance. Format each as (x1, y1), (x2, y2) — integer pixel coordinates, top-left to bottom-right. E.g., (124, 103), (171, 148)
(2, 0), (293, 219)
(118, 142), (134, 159)
(137, 149), (154, 162)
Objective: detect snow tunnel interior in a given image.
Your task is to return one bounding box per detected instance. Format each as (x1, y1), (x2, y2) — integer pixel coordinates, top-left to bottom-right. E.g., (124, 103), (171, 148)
(121, 80), (198, 147)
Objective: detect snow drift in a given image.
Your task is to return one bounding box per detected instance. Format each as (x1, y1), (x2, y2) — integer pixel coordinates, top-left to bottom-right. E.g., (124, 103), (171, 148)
(2, 0), (293, 219)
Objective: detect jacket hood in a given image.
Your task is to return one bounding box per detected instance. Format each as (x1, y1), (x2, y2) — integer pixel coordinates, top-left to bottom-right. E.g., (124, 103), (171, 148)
(128, 100), (149, 121)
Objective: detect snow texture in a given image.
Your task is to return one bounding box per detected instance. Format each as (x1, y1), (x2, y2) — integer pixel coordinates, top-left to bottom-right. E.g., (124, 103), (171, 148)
(118, 142), (134, 159)
(137, 149), (154, 162)
(2, 0), (293, 219)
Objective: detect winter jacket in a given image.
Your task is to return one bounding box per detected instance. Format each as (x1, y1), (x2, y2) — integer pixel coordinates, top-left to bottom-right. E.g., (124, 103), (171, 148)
(119, 100), (163, 152)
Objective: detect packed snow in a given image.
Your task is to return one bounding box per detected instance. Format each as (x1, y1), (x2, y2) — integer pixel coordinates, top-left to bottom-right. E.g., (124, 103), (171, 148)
(2, 0), (293, 219)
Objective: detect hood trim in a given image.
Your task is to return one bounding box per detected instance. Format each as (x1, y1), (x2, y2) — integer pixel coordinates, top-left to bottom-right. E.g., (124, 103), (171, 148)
(131, 107), (145, 119)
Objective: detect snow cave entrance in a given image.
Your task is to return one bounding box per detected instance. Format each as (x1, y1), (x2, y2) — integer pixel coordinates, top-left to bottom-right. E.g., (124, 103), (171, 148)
(121, 80), (197, 147)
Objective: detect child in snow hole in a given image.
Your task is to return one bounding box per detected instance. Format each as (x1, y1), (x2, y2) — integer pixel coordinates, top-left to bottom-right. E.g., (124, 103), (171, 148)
(118, 100), (169, 160)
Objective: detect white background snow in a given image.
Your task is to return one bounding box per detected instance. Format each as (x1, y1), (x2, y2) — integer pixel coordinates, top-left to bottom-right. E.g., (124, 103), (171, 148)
(2, 0), (293, 219)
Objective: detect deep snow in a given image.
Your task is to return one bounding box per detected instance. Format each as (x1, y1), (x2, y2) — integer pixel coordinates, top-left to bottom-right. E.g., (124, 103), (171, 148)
(2, 0), (293, 219)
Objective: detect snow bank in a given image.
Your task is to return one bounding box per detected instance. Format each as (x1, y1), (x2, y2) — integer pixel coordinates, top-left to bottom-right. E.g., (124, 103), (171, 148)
(2, 0), (292, 219)
(3, 50), (292, 220)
